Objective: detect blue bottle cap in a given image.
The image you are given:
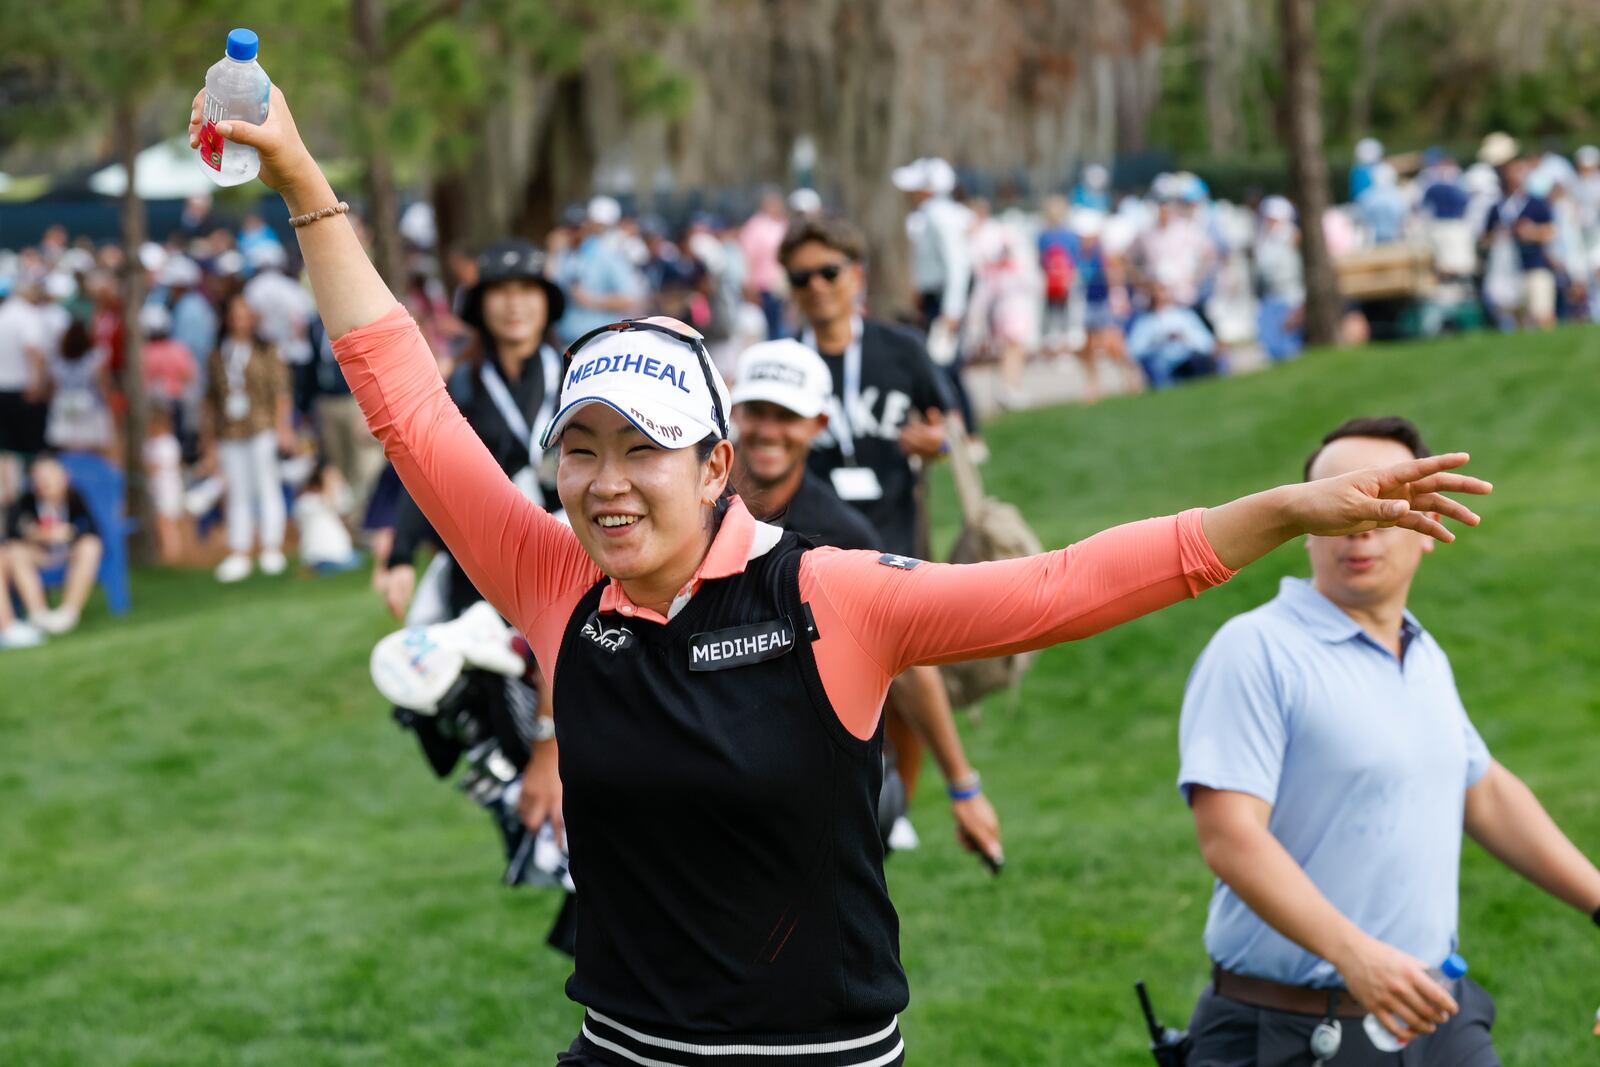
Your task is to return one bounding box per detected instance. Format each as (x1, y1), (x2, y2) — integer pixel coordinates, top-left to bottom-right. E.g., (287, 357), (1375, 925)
(1440, 952), (1468, 979)
(226, 28), (259, 62)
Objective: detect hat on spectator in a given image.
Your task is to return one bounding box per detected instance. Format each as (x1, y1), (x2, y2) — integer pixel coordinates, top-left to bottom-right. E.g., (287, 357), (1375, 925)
(1463, 162), (1501, 196)
(731, 340), (834, 419)
(1477, 131), (1519, 167)
(140, 303), (173, 338)
(61, 248), (95, 275)
(892, 158), (929, 193)
(1355, 137), (1384, 164)
(542, 317), (732, 450)
(1577, 145), (1600, 168)
(788, 187), (823, 215)
(587, 195), (622, 227)
(459, 240), (567, 331)
(246, 243), (288, 271)
(1082, 163), (1110, 189)
(1261, 195), (1296, 222)
(214, 250), (245, 277)
(44, 272), (77, 302)
(139, 241), (168, 273)
(923, 158), (957, 196)
(158, 256), (202, 289)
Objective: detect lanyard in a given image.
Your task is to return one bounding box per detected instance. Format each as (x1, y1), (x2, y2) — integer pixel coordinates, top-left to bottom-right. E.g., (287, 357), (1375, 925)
(479, 344), (560, 504)
(801, 316), (863, 465)
(223, 339), (252, 393)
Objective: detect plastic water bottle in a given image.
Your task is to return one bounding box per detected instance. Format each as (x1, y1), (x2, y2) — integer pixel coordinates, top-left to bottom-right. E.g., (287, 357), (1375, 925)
(196, 28), (270, 187)
(1363, 952), (1468, 1052)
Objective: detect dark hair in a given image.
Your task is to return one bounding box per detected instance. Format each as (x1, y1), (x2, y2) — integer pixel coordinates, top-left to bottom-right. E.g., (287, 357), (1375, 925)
(1303, 416), (1431, 480)
(59, 320), (93, 363)
(778, 214), (866, 269)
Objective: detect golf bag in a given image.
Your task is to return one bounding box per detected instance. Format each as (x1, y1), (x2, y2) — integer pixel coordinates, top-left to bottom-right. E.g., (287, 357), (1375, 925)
(370, 601), (577, 955)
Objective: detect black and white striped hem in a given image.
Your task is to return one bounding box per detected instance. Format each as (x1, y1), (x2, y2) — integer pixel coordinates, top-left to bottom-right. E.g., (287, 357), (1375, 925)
(577, 1011), (905, 1067)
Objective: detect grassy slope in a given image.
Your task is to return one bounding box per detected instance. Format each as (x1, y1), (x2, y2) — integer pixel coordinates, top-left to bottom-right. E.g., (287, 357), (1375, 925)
(4, 327), (1598, 1065)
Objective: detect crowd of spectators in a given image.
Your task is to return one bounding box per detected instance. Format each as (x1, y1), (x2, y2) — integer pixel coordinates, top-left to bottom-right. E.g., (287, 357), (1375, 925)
(0, 126), (1591, 647)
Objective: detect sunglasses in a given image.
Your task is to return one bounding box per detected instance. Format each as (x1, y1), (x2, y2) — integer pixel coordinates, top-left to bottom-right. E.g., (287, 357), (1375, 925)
(562, 318), (729, 440)
(786, 262), (851, 289)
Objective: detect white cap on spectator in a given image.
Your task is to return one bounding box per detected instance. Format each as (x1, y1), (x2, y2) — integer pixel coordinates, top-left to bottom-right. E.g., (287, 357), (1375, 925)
(158, 256), (202, 288)
(61, 248), (95, 275)
(1261, 195), (1296, 222)
(1082, 163), (1109, 189)
(1355, 137), (1384, 164)
(731, 340), (834, 419)
(1577, 145), (1600, 168)
(892, 158), (929, 193)
(139, 241), (168, 273)
(788, 187), (823, 215)
(1463, 162), (1501, 196)
(214, 250), (245, 277)
(1371, 162), (1398, 188)
(1477, 131), (1519, 166)
(44, 272), (77, 302)
(923, 157), (957, 196)
(246, 243), (287, 271)
(140, 303), (172, 337)
(587, 195), (622, 227)
(541, 317), (731, 450)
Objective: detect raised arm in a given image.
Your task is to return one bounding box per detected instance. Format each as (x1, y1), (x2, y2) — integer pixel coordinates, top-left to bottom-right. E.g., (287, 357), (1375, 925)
(189, 86), (600, 659)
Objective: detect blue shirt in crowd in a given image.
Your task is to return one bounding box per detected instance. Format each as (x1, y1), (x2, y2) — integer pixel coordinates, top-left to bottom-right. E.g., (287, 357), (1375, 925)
(1178, 577), (1491, 988)
(556, 234), (643, 345)
(1420, 179), (1470, 221)
(1127, 305), (1214, 370)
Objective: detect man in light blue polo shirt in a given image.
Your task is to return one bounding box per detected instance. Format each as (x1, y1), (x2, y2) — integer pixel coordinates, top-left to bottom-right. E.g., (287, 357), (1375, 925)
(1179, 416), (1600, 1066)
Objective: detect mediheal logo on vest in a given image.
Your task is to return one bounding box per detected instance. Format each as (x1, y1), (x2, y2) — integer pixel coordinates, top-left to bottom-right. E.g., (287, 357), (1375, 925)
(568, 352), (692, 394)
(687, 619), (795, 671)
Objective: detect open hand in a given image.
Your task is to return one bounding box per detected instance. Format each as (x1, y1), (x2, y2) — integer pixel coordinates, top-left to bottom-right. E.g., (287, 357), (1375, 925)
(188, 83), (316, 194)
(1293, 452), (1491, 543)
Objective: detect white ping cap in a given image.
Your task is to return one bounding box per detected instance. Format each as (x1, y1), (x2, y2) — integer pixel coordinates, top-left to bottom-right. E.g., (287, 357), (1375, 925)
(731, 340), (834, 419)
(542, 317), (731, 450)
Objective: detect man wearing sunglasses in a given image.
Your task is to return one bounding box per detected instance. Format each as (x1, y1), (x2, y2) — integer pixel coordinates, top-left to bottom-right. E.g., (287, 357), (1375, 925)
(781, 213), (955, 837)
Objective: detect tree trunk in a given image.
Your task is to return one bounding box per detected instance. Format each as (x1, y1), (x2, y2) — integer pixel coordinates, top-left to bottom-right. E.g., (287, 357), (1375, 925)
(353, 0), (404, 293)
(1277, 0), (1340, 346)
(115, 94), (157, 566)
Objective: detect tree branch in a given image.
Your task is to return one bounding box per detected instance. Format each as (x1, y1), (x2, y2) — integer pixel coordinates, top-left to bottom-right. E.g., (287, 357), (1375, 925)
(383, 0), (466, 62)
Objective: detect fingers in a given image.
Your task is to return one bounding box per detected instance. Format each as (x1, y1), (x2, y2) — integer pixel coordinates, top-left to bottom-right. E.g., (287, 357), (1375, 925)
(1376, 452), (1472, 488)
(550, 807), (566, 851)
(1407, 471), (1493, 497)
(188, 89), (205, 148)
(1409, 492), (1480, 527)
(1395, 510), (1454, 542)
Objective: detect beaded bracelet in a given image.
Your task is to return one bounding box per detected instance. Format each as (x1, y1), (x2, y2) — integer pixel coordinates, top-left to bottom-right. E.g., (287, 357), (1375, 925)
(288, 200), (350, 228)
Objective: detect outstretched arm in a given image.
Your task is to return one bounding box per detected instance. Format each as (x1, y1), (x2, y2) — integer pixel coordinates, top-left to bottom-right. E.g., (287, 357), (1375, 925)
(1465, 761), (1600, 916)
(811, 452), (1490, 676)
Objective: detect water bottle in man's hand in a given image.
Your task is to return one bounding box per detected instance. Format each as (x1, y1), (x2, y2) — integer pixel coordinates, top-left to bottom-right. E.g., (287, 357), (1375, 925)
(1363, 952), (1467, 1051)
(197, 28), (270, 187)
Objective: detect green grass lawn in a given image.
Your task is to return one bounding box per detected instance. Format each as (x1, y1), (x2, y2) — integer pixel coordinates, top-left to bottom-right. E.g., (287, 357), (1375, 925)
(5, 327), (1600, 1065)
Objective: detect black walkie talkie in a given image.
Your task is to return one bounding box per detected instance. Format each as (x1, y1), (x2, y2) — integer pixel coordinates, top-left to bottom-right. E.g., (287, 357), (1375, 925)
(1135, 981), (1193, 1067)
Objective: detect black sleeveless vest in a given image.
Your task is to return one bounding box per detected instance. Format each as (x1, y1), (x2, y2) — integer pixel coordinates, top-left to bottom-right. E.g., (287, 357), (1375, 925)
(553, 532), (908, 1034)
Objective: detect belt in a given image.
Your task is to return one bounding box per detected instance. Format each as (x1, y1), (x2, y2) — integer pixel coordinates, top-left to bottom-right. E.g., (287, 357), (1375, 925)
(1213, 965), (1368, 1019)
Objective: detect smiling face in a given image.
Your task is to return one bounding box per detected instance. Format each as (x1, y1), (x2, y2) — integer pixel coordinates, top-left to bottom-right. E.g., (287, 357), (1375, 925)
(1306, 435), (1433, 610)
(785, 240), (862, 330)
(557, 404), (733, 587)
(480, 279), (549, 348)
(731, 400), (825, 490)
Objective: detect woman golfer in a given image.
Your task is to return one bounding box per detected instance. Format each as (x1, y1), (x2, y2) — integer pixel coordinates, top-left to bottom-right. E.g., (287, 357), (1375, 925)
(194, 87), (1490, 1066)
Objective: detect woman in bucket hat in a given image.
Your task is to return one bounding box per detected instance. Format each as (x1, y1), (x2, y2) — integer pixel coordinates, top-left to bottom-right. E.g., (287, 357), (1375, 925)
(195, 85), (1492, 1065)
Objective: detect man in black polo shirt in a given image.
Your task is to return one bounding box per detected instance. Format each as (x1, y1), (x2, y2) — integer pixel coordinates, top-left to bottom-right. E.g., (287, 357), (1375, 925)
(730, 338), (1002, 864)
(782, 214), (955, 840)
